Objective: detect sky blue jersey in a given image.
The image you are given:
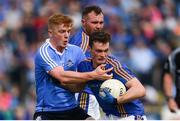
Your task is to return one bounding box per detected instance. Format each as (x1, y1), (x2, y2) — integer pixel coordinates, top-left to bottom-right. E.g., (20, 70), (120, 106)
(77, 56), (145, 117)
(34, 39), (86, 112)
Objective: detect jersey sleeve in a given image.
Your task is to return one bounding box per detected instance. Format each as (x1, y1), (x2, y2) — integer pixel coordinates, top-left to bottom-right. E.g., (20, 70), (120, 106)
(35, 48), (58, 73)
(163, 59), (170, 73)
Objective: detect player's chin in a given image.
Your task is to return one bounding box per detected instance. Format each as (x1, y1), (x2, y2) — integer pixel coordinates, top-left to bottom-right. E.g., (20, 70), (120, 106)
(63, 42), (68, 47)
(97, 60), (106, 65)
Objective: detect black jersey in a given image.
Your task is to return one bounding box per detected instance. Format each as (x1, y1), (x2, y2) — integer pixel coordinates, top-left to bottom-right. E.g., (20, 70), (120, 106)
(163, 48), (180, 106)
(163, 48), (180, 90)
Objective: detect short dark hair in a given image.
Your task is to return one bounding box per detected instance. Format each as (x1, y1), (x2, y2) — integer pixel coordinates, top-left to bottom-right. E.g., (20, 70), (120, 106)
(89, 31), (111, 48)
(82, 5), (103, 18)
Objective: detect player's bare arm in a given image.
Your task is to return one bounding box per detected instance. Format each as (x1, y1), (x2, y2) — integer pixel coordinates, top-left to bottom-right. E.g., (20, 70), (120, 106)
(163, 73), (178, 111)
(61, 65), (113, 92)
(49, 64), (113, 84)
(117, 78), (146, 104)
(163, 73), (173, 99)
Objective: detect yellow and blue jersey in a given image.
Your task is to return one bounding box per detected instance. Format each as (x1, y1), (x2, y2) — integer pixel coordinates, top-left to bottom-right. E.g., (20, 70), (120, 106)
(77, 56), (145, 117)
(69, 28), (91, 58)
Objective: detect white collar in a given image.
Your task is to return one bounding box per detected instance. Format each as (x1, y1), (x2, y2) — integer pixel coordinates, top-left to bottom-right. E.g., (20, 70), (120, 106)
(46, 38), (68, 56)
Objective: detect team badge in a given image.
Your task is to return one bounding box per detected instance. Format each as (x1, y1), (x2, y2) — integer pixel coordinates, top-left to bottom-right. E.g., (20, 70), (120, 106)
(66, 59), (73, 67)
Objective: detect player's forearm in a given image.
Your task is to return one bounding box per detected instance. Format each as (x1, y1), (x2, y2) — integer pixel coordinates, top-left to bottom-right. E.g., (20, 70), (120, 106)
(59, 71), (95, 84)
(49, 65), (112, 84)
(49, 66), (96, 84)
(117, 86), (145, 104)
(163, 73), (173, 97)
(117, 79), (146, 104)
(59, 65), (113, 84)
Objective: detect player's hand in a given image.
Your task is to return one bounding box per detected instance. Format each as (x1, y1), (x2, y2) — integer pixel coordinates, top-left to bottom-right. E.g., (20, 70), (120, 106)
(168, 98), (178, 113)
(93, 64), (113, 80)
(100, 88), (117, 105)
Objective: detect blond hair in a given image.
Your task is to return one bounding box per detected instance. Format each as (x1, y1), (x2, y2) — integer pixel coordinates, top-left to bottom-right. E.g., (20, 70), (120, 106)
(48, 13), (73, 30)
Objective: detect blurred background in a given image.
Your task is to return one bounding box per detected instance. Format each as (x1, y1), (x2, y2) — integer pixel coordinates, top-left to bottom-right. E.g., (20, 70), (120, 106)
(0, 0), (180, 119)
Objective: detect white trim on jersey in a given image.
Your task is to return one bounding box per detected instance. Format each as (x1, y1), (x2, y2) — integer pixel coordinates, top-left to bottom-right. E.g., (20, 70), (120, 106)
(40, 42), (57, 68)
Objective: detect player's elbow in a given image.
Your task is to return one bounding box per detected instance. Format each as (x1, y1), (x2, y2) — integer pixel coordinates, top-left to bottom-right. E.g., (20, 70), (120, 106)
(139, 86), (146, 97)
(60, 77), (70, 84)
(57, 71), (73, 84)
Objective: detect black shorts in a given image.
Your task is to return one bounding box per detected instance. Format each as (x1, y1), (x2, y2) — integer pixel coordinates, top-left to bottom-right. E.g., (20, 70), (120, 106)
(33, 106), (91, 120)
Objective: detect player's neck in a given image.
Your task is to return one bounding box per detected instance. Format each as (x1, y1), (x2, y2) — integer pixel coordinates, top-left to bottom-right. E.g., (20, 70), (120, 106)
(82, 27), (90, 36)
(49, 39), (65, 53)
(92, 61), (101, 69)
(56, 47), (65, 53)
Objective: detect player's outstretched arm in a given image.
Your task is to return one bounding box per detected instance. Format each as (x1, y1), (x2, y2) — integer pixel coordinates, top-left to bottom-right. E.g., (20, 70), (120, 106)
(163, 73), (173, 99)
(117, 78), (146, 104)
(48, 64), (113, 84)
(163, 73), (178, 112)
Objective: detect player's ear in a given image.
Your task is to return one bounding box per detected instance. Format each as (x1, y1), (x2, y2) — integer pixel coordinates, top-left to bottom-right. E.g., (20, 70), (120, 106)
(81, 19), (86, 26)
(48, 29), (53, 37)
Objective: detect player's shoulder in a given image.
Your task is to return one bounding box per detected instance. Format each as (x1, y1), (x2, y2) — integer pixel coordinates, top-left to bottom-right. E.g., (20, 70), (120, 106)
(35, 42), (51, 63)
(69, 29), (83, 44)
(70, 30), (81, 39)
(106, 56), (123, 67)
(81, 57), (92, 63)
(77, 58), (92, 70)
(67, 44), (85, 57)
(67, 44), (83, 50)
(170, 47), (180, 58)
(173, 47), (180, 53)
(106, 56), (131, 72)
(79, 57), (92, 65)
(36, 41), (50, 56)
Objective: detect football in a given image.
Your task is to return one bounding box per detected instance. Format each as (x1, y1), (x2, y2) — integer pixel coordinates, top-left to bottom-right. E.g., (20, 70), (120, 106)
(99, 79), (126, 98)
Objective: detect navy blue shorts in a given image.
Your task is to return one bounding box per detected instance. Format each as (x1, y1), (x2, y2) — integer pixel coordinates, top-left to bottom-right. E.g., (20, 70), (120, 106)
(33, 106), (91, 120)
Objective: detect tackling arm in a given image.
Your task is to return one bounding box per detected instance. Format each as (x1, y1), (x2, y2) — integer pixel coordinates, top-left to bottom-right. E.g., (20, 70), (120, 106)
(49, 64), (113, 84)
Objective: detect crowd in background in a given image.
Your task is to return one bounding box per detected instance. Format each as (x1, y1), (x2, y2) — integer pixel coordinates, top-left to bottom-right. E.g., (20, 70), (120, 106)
(0, 0), (180, 119)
